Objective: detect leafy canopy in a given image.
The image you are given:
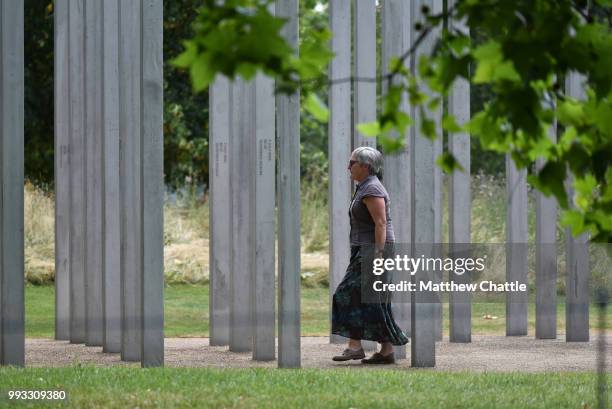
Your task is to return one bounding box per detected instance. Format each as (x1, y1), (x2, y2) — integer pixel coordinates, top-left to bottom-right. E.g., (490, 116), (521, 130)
(411, 0), (612, 243)
(176, 0), (612, 243)
(172, 0), (331, 98)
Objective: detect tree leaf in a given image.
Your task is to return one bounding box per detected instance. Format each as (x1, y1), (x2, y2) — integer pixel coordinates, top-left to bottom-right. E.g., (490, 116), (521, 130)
(190, 54), (214, 92)
(557, 100), (585, 127)
(531, 160), (569, 208)
(421, 116), (437, 140)
(472, 41), (520, 84)
(171, 40), (198, 68)
(561, 210), (587, 237)
(436, 152), (464, 174)
(357, 121), (381, 137)
(378, 134), (406, 153)
(304, 93), (329, 123)
(448, 35), (471, 55)
(442, 114), (462, 132)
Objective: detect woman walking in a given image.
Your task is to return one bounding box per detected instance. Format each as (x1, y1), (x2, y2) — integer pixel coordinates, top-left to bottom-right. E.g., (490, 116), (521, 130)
(331, 146), (408, 364)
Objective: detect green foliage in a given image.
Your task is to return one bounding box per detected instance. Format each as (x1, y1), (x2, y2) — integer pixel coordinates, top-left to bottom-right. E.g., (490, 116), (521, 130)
(173, 0), (333, 119)
(24, 0), (54, 187)
(21, 0), (497, 189)
(163, 0), (210, 189)
(472, 41), (521, 84)
(172, 0), (293, 90)
(470, 76), (506, 175)
(22, 1), (209, 188)
(163, 100), (208, 189)
(436, 151), (465, 173)
(295, 1), (330, 181)
(304, 93), (329, 122)
(372, 0), (612, 242)
(22, 0), (611, 243)
(173, 0), (333, 182)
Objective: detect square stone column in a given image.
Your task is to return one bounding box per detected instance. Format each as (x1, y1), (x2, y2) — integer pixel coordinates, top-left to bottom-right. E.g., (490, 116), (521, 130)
(209, 76), (231, 347)
(277, 0), (301, 368)
(328, 0), (352, 346)
(382, 0), (413, 358)
(54, 0), (71, 342)
(447, 0), (472, 344)
(564, 72), (589, 343)
(505, 156), (528, 336)
(0, 0), (24, 367)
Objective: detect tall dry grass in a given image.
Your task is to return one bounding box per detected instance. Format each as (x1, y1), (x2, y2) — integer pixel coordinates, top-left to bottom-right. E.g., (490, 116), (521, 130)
(25, 173), (574, 288)
(25, 182), (55, 284)
(24, 184), (212, 285)
(163, 190), (209, 284)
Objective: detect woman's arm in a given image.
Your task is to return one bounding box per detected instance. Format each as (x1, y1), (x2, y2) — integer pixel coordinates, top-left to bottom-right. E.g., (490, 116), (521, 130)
(363, 196), (386, 255)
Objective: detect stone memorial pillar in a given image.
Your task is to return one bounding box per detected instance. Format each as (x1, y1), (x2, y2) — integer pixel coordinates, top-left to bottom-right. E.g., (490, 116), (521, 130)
(535, 124), (557, 340)
(102, 0), (122, 353)
(277, 0), (301, 368)
(119, 0), (143, 361)
(209, 77), (231, 346)
(381, 0), (413, 359)
(410, 0), (442, 368)
(68, 0), (87, 344)
(447, 0), (472, 344)
(0, 0), (24, 367)
(328, 0), (352, 346)
(353, 0), (376, 150)
(54, 0), (71, 342)
(251, 72), (276, 361)
(506, 156), (528, 336)
(140, 0), (164, 367)
(229, 78), (254, 353)
(84, 0), (104, 347)
(564, 72), (589, 343)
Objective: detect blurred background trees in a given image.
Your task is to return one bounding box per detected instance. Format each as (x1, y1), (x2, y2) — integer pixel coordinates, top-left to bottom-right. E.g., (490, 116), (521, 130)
(23, 0), (502, 191)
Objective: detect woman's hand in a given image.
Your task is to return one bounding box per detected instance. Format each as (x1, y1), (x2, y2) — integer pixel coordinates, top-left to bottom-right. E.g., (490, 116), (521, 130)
(362, 196), (386, 253)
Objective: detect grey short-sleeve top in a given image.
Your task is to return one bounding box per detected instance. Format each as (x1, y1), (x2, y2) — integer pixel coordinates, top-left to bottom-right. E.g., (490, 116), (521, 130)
(349, 175), (395, 245)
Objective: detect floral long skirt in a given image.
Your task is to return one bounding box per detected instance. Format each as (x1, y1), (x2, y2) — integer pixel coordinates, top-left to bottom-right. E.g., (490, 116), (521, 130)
(331, 245), (409, 345)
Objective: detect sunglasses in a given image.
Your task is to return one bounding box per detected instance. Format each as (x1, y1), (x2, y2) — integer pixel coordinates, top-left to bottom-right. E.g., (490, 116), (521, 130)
(349, 159), (358, 167)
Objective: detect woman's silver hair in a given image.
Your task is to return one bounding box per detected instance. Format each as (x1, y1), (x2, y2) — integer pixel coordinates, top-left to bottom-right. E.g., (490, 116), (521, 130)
(352, 146), (384, 179)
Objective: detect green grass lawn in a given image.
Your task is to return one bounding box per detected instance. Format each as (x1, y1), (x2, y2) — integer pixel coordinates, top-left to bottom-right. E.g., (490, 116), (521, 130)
(15, 285), (612, 409)
(25, 284), (611, 338)
(0, 367), (608, 409)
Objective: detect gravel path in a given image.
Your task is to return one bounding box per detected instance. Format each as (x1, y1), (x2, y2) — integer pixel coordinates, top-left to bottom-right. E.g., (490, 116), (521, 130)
(25, 335), (612, 372)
